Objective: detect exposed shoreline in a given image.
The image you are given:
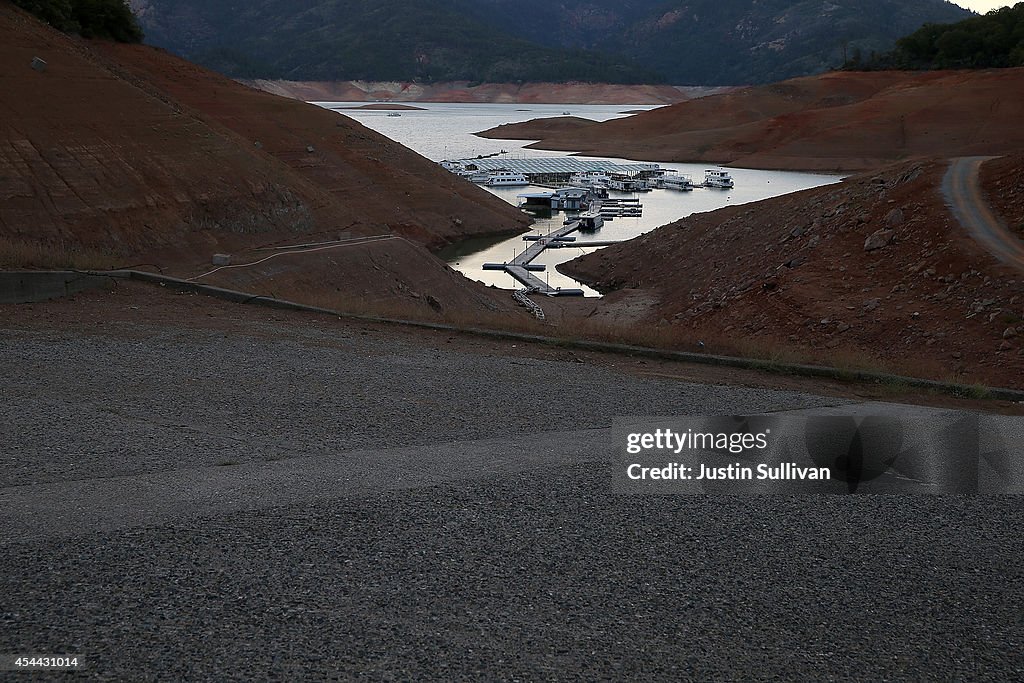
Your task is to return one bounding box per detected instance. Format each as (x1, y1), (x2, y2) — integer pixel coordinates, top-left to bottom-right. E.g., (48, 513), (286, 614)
(243, 79), (726, 104)
(334, 103), (427, 111)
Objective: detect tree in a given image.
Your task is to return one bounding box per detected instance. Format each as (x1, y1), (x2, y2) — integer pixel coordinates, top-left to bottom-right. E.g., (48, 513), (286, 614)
(12, 0), (143, 43)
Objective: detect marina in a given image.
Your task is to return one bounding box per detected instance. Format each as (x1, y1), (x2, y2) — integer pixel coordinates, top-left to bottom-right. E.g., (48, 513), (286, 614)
(442, 156), (740, 192)
(324, 102), (841, 293)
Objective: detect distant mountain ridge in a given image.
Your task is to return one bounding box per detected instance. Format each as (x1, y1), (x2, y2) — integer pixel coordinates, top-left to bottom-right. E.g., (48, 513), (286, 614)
(129, 0), (972, 85)
(128, 0), (660, 84)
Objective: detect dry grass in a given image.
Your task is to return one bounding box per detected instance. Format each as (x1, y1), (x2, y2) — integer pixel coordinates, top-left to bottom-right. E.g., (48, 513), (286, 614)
(297, 289), (962, 386)
(0, 237), (120, 271)
(300, 290), (550, 335)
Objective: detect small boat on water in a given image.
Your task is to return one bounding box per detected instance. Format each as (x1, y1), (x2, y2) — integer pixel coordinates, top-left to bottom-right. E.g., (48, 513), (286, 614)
(386, 112), (402, 117)
(704, 169), (734, 188)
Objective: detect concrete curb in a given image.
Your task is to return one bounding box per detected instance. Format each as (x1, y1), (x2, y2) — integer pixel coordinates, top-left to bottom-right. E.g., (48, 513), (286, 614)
(55, 268), (1020, 403)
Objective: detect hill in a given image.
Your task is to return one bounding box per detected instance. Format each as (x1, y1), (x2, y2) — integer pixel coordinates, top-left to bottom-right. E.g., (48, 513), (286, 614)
(560, 156), (1024, 388)
(127, 0), (658, 84)
(478, 68), (1024, 171)
(129, 0), (971, 86)
(0, 2), (530, 318)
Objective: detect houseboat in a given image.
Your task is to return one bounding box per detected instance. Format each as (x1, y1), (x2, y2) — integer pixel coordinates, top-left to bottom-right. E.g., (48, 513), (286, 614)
(660, 170), (694, 191)
(607, 174), (650, 192)
(568, 170), (611, 188)
(704, 169), (734, 188)
(483, 170), (529, 186)
(577, 209), (604, 231)
(517, 187), (596, 212)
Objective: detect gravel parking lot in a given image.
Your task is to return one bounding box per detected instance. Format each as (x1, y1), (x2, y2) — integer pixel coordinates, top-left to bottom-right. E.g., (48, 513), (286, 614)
(1, 287), (1021, 680)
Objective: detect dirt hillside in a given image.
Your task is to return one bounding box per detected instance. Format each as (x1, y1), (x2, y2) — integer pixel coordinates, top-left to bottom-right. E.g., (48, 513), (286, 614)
(480, 70), (1024, 172)
(0, 3), (529, 257)
(561, 156), (1024, 388)
(0, 3), (534, 319)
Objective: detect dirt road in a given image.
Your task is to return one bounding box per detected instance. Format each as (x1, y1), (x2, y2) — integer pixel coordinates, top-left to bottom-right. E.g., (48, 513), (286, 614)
(944, 156), (1024, 272)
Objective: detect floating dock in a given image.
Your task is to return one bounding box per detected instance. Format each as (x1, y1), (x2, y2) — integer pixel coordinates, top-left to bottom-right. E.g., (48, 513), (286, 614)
(483, 222), (585, 296)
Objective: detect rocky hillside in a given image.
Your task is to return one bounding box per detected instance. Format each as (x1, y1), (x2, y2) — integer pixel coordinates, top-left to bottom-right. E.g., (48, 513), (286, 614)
(479, 69), (1024, 171)
(561, 157), (1024, 388)
(0, 2), (530, 318)
(129, 0), (970, 86)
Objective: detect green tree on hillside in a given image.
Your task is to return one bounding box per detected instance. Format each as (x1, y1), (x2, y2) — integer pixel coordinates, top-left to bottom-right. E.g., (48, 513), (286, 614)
(13, 0), (143, 42)
(846, 3), (1024, 70)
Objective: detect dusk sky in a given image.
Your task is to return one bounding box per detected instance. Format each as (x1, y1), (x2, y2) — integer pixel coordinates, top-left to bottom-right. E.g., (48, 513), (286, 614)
(954, 1), (1014, 12)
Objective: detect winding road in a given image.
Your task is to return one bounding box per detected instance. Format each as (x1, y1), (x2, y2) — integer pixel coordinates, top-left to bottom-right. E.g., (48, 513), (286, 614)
(943, 156), (1024, 271)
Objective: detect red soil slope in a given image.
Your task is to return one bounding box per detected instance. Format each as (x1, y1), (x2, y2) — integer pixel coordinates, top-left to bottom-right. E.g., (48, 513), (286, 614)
(480, 70), (1024, 172)
(0, 3), (527, 264)
(562, 157), (1024, 388)
(480, 117), (600, 139)
(0, 3), (536, 319)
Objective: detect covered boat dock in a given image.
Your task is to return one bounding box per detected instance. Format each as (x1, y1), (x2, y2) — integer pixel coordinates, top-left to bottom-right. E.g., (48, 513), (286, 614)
(446, 157), (660, 185)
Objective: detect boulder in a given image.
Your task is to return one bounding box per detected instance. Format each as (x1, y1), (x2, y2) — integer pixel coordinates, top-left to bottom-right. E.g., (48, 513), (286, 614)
(864, 229), (895, 251)
(884, 208), (905, 227)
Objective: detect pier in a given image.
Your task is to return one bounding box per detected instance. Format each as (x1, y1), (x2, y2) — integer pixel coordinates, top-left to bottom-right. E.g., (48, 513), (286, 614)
(483, 222), (586, 296)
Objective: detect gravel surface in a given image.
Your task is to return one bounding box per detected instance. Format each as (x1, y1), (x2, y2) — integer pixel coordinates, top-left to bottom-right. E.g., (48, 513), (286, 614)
(0, 324), (837, 488)
(1, 302), (1021, 680)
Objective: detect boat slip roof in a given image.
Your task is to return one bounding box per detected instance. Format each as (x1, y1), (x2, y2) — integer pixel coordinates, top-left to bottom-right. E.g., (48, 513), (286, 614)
(451, 157), (660, 174)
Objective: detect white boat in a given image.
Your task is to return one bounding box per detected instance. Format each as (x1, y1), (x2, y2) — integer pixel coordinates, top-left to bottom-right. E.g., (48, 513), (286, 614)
(386, 112), (402, 117)
(577, 209), (604, 231)
(484, 170), (529, 186)
(661, 170), (694, 191)
(445, 162), (489, 183)
(704, 169), (734, 188)
(607, 174), (649, 192)
(568, 171), (611, 187)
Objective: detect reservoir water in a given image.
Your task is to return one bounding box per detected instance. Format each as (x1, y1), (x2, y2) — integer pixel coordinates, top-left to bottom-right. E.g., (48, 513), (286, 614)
(320, 102), (840, 295)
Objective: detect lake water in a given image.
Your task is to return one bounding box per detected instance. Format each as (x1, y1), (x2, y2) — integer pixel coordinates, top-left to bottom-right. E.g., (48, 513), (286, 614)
(319, 102), (840, 294)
